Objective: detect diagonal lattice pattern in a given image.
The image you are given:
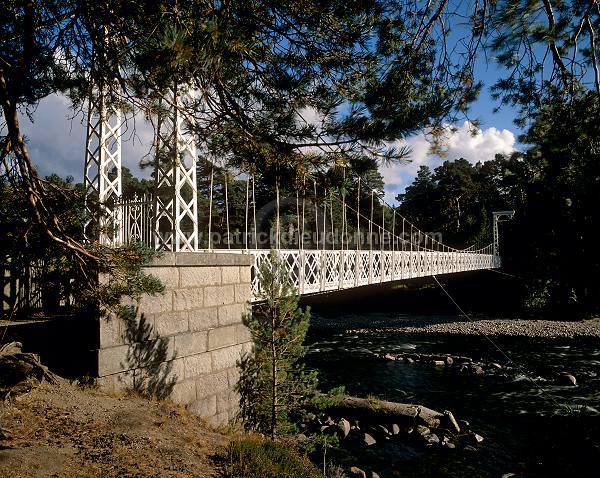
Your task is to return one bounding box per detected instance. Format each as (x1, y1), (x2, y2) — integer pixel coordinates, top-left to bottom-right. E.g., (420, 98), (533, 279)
(250, 250), (499, 302)
(83, 88), (122, 244)
(154, 85), (198, 252)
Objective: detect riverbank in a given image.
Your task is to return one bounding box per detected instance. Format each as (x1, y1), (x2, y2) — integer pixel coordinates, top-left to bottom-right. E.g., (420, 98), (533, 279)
(346, 317), (600, 339)
(0, 380), (226, 477)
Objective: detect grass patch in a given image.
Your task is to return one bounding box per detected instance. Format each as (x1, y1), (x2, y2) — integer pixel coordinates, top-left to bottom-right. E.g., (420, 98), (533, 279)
(224, 435), (324, 478)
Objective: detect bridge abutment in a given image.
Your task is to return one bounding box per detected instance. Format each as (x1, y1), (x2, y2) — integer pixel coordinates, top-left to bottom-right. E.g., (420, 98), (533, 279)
(95, 252), (253, 426)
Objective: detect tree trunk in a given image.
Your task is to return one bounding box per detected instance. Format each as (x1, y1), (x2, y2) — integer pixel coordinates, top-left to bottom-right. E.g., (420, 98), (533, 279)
(270, 310), (277, 440)
(326, 395), (445, 428)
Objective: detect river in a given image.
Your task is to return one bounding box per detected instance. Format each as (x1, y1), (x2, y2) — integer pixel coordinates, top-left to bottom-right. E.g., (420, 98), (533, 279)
(304, 311), (600, 477)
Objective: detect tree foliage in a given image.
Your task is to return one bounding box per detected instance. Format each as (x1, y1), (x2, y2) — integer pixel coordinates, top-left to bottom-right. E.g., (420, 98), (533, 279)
(0, 173), (163, 317)
(486, 0), (600, 125)
(237, 251), (317, 439)
(1, 1), (498, 260)
(397, 92), (600, 316)
(503, 93), (600, 315)
(396, 157), (518, 248)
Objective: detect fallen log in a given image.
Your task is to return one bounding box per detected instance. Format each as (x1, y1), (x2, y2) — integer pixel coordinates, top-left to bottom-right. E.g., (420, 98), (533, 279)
(325, 395), (445, 428)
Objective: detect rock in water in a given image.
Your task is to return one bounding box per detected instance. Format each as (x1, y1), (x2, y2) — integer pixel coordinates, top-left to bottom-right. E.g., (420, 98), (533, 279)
(470, 432), (484, 444)
(349, 466), (367, 478)
(363, 433), (376, 446)
(445, 356), (454, 366)
(471, 365), (485, 375)
(337, 418), (351, 438)
(557, 373), (577, 386)
(443, 410), (461, 434)
(391, 423), (401, 435)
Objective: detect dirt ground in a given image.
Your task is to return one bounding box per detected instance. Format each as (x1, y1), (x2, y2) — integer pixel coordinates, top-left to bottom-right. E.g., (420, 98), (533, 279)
(0, 380), (227, 477)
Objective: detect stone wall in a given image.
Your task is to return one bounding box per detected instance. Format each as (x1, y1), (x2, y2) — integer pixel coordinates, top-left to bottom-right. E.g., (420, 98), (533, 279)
(96, 252), (253, 426)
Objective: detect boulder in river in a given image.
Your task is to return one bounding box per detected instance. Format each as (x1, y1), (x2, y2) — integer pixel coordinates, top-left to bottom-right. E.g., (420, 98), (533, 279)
(443, 410), (461, 434)
(471, 364), (485, 375)
(337, 418), (351, 438)
(391, 423), (401, 435)
(363, 433), (377, 446)
(349, 466), (367, 478)
(557, 373), (577, 386)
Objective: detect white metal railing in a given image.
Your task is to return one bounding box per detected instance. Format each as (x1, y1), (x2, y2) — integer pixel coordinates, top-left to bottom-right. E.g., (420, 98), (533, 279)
(111, 194), (155, 246)
(249, 248), (499, 302)
(107, 196), (500, 303)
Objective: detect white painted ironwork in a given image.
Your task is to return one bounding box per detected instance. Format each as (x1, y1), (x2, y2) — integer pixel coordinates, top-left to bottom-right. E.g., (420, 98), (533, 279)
(83, 87), (122, 244)
(250, 247), (498, 302)
(111, 194), (155, 246)
(154, 85), (198, 251)
(493, 210), (515, 257)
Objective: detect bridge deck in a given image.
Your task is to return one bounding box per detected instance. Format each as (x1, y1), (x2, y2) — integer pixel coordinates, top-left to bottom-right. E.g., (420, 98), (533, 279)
(243, 249), (499, 302)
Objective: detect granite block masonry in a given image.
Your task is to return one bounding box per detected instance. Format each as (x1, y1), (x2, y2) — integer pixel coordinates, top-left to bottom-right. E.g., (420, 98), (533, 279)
(96, 252), (253, 427)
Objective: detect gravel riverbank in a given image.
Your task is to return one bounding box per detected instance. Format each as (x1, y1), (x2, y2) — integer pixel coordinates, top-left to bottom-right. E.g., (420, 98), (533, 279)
(347, 318), (600, 339)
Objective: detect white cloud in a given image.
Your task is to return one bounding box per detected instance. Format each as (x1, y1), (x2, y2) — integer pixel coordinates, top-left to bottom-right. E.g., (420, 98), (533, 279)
(445, 121), (516, 164)
(380, 121), (516, 204)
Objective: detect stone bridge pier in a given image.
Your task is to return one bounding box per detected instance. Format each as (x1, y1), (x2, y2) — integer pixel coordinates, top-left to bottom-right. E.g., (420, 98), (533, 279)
(95, 252), (253, 426)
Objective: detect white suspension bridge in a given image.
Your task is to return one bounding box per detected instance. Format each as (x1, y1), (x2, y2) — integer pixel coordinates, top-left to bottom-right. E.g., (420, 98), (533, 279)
(84, 86), (511, 302)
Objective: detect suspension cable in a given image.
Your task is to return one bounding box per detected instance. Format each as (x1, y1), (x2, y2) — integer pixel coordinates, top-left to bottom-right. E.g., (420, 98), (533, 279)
(296, 189), (301, 250)
(370, 190), (374, 252)
(330, 190), (335, 250)
(301, 175), (306, 252)
(314, 179), (319, 249)
(224, 169), (231, 250)
(245, 174), (249, 251)
(381, 200), (385, 252)
(252, 175), (257, 249)
(356, 176), (361, 251)
(208, 164), (214, 251)
(392, 210), (396, 254)
(322, 188), (327, 252)
(341, 168), (346, 253)
(276, 178), (280, 250)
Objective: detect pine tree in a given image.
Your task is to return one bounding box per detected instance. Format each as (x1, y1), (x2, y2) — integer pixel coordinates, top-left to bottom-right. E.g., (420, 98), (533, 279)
(236, 250), (317, 439)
